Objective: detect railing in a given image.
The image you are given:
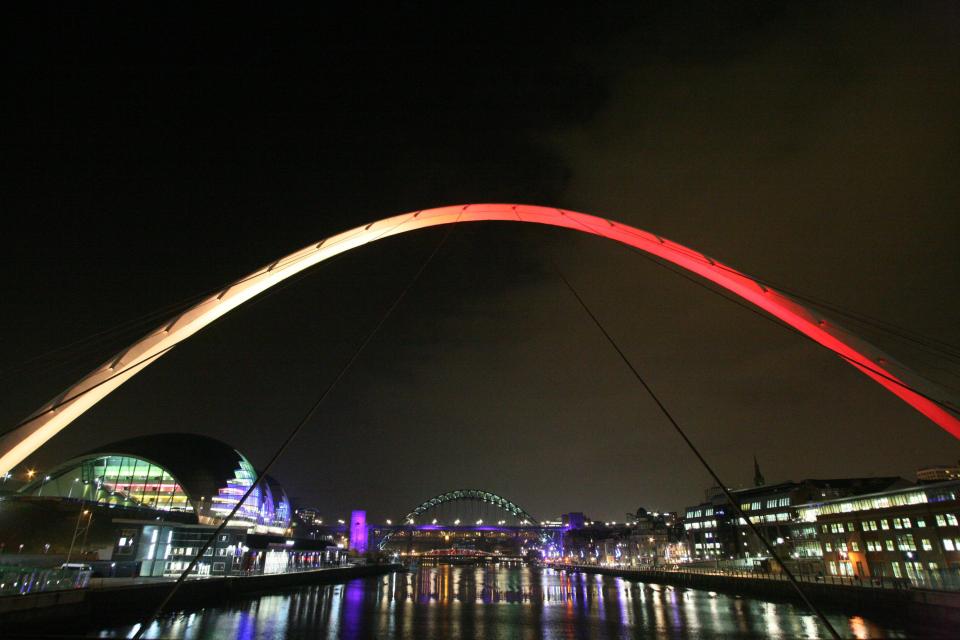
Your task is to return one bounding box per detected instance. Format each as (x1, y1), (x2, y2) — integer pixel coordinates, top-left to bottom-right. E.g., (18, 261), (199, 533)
(0, 566), (91, 596)
(553, 564), (931, 592)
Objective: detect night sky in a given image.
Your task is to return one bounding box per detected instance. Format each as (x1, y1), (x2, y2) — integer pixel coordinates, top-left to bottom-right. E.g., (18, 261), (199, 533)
(3, 4), (959, 523)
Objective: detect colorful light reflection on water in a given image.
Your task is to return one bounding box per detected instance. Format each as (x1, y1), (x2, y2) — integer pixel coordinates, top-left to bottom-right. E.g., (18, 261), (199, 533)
(98, 566), (949, 639)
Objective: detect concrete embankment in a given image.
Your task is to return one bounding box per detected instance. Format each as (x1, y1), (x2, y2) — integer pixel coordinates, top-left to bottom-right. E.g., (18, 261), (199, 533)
(554, 564), (960, 624)
(1, 563), (402, 629)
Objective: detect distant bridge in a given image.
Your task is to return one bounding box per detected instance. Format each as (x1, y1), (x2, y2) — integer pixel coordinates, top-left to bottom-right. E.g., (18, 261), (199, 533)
(374, 489), (549, 551)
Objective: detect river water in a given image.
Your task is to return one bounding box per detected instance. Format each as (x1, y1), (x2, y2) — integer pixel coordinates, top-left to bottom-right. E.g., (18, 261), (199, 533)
(95, 565), (950, 639)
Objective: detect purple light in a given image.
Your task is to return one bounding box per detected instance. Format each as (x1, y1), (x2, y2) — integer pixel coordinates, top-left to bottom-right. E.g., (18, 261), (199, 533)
(349, 510), (368, 553)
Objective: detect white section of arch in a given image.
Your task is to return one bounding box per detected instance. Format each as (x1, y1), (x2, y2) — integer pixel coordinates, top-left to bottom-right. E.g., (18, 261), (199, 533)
(2, 204), (958, 474)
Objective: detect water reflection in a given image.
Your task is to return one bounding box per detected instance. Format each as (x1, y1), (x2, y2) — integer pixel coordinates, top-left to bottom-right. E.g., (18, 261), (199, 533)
(97, 565), (950, 639)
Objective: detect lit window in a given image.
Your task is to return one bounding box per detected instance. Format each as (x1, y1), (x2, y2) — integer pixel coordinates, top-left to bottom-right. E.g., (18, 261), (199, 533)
(922, 539), (933, 551)
(916, 518), (926, 528)
(851, 541), (859, 552)
(896, 534), (916, 552)
(880, 520), (890, 530)
(936, 515), (947, 527)
(943, 539), (955, 551)
(885, 540), (895, 551)
(947, 514), (959, 526)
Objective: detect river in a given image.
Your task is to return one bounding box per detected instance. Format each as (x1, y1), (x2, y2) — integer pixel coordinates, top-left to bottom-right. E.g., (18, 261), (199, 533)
(93, 564), (951, 639)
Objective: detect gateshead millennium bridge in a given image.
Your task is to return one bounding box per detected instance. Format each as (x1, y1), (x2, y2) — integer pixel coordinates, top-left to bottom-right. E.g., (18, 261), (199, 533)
(3, 204), (958, 477)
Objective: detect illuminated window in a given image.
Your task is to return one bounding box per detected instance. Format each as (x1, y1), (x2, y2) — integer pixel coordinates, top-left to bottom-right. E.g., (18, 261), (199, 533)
(916, 518), (926, 528)
(922, 539), (933, 551)
(947, 514), (959, 526)
(851, 541), (859, 552)
(942, 539), (954, 551)
(24, 455), (193, 512)
(880, 520), (890, 530)
(885, 540), (895, 551)
(936, 515), (947, 527)
(896, 534), (916, 551)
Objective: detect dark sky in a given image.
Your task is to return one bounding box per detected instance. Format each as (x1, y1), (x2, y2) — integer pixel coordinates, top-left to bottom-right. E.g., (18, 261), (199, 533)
(3, 3), (959, 523)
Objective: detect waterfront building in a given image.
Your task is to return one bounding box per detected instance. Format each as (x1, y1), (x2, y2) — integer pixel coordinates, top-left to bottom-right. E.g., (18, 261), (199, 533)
(16, 433), (292, 533)
(0, 433), (340, 578)
(559, 508), (682, 566)
(682, 476), (909, 563)
(799, 479), (960, 584)
(917, 463), (960, 484)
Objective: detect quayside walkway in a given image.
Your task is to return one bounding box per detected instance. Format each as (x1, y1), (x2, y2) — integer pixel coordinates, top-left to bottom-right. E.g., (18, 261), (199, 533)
(552, 564), (960, 624)
(0, 563), (402, 629)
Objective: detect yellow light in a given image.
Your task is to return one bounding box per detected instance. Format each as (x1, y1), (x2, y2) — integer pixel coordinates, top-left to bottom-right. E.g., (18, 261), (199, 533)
(26, 469), (36, 479)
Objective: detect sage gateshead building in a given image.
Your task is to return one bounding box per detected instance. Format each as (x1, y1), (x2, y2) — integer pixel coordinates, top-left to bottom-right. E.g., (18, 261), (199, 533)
(1, 434), (346, 578)
(19, 433), (291, 533)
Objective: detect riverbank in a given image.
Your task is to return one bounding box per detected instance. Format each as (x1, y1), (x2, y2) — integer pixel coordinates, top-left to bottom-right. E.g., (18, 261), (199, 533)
(1, 563), (402, 629)
(553, 564), (960, 624)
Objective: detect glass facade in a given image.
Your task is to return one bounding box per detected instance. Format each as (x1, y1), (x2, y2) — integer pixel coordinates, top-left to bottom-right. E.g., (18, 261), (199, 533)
(22, 441), (292, 531)
(208, 459), (292, 530)
(26, 455), (193, 512)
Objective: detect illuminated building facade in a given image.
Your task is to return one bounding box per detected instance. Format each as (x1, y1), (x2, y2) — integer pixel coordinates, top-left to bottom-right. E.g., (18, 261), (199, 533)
(19, 433), (292, 533)
(682, 477), (909, 563)
(917, 463), (960, 484)
(799, 480), (960, 584)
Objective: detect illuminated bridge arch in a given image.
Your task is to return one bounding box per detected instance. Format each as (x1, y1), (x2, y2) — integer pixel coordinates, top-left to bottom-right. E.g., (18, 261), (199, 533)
(2, 204), (958, 473)
(403, 489), (538, 526)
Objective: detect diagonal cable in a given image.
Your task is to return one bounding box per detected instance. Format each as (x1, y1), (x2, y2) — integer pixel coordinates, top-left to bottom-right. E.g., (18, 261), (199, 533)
(130, 224), (455, 639)
(550, 262), (843, 640)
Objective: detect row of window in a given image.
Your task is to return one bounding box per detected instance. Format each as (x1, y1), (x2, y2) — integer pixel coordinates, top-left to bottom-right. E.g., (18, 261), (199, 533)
(826, 534), (960, 553)
(822, 513), (958, 535)
(748, 512), (790, 524)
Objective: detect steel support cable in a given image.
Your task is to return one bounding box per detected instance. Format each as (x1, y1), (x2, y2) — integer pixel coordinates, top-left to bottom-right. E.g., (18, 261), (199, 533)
(551, 265), (844, 640)
(706, 262), (960, 361)
(1, 213), (416, 381)
(4, 227), (957, 449)
(130, 223), (456, 640)
(554, 215), (959, 416)
(1, 217), (420, 443)
(0, 260), (351, 442)
(626, 247), (960, 415)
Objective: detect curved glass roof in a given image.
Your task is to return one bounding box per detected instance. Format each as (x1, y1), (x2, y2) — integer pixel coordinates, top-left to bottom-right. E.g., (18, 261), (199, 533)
(23, 454), (193, 512)
(20, 433), (292, 530)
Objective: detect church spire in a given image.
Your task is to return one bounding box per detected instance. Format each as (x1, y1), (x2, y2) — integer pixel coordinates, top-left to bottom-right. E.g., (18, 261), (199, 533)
(753, 455), (765, 487)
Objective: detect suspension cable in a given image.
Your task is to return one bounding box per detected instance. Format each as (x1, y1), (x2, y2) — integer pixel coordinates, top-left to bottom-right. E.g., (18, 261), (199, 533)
(551, 263), (843, 640)
(130, 224), (455, 639)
